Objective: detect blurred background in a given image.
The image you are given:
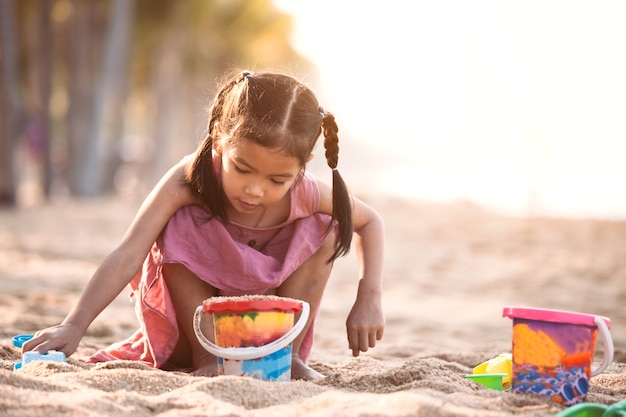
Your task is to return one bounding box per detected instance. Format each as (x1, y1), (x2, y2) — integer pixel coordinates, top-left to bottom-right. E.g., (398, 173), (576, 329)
(2, 0), (625, 219)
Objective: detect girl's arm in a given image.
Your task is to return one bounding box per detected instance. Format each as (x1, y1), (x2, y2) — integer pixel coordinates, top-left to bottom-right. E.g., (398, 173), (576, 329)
(23, 156), (197, 357)
(316, 179), (385, 357)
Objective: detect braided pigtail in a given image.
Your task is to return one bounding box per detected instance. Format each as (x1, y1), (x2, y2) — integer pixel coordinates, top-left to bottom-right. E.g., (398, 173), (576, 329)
(321, 110), (353, 261)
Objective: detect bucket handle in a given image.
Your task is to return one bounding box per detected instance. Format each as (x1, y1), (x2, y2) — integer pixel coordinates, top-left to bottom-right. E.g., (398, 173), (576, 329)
(193, 301), (310, 361)
(592, 316), (614, 377)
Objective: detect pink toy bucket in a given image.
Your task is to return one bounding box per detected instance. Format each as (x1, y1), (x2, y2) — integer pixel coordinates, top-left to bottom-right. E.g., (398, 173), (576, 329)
(503, 307), (613, 406)
(193, 295), (309, 381)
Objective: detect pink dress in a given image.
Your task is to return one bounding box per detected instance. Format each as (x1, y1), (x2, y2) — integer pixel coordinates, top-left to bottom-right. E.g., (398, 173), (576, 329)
(89, 170), (332, 369)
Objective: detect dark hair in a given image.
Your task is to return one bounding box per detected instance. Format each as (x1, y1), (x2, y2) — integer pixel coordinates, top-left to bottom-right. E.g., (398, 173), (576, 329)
(186, 70), (352, 261)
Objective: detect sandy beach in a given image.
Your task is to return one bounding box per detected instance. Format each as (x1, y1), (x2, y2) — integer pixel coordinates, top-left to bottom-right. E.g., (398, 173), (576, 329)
(1, 194), (625, 416)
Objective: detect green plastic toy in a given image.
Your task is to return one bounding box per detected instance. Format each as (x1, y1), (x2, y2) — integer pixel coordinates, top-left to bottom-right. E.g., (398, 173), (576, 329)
(464, 373), (508, 391)
(555, 399), (626, 417)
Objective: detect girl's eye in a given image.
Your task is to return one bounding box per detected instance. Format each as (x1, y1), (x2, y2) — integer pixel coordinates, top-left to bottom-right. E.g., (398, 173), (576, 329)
(233, 164), (248, 174)
(232, 162), (287, 185)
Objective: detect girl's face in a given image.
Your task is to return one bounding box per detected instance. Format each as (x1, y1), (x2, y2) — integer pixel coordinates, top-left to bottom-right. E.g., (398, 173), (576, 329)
(218, 139), (302, 220)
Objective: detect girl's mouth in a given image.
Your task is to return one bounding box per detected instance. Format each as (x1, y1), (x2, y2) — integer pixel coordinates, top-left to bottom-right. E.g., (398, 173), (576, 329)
(239, 200), (259, 211)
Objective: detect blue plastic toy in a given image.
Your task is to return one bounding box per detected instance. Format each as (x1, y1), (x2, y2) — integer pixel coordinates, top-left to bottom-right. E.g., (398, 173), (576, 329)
(12, 334), (34, 348)
(12, 334), (67, 370)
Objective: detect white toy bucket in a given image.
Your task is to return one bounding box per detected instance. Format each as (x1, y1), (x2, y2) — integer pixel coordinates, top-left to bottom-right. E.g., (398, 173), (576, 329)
(193, 295), (309, 381)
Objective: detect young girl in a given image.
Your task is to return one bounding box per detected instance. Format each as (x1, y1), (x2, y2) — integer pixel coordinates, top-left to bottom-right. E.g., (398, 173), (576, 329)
(22, 70), (385, 380)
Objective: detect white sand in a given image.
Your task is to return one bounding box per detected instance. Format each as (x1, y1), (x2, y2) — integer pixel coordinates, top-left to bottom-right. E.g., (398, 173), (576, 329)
(1, 196), (624, 416)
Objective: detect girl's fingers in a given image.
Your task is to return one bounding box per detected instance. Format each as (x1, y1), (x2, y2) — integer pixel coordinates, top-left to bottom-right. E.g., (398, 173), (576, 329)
(359, 332), (370, 353)
(21, 335), (41, 353)
(347, 328), (361, 356)
(22, 333), (67, 355)
(368, 331), (377, 348)
(348, 324), (385, 356)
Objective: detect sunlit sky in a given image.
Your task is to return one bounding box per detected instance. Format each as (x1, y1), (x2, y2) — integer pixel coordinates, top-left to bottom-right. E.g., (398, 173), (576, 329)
(274, 0), (626, 219)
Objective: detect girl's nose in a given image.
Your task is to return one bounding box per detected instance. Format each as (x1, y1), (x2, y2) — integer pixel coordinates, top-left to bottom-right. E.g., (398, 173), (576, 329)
(244, 182), (263, 198)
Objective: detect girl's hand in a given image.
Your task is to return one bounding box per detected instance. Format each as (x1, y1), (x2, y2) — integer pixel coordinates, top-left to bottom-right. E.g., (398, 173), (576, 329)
(346, 293), (384, 357)
(21, 323), (83, 358)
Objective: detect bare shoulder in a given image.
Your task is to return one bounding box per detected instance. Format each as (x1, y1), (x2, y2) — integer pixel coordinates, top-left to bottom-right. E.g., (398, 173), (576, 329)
(120, 155), (197, 250)
(154, 154), (197, 205)
(315, 177), (333, 215)
(133, 155), (197, 226)
(315, 177), (383, 231)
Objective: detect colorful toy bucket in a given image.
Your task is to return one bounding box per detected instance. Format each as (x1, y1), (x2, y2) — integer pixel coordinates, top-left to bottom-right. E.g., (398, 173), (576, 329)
(193, 295), (309, 381)
(503, 307), (614, 406)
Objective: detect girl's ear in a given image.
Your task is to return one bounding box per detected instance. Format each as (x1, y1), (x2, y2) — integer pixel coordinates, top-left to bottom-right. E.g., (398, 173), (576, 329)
(306, 153), (315, 163)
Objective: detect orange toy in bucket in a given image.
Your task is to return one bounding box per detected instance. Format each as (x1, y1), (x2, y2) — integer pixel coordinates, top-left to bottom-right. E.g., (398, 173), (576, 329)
(193, 295), (309, 381)
(503, 307), (614, 406)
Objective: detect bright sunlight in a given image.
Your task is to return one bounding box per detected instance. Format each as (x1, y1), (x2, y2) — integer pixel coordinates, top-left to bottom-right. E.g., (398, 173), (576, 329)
(275, 0), (626, 219)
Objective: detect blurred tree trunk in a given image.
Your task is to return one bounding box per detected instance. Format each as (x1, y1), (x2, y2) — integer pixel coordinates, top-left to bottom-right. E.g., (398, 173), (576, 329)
(148, 36), (184, 187)
(66, 0), (94, 196)
(75, 0), (133, 196)
(147, 0), (188, 187)
(5, 0), (308, 200)
(0, 0), (20, 206)
(35, 0), (54, 198)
